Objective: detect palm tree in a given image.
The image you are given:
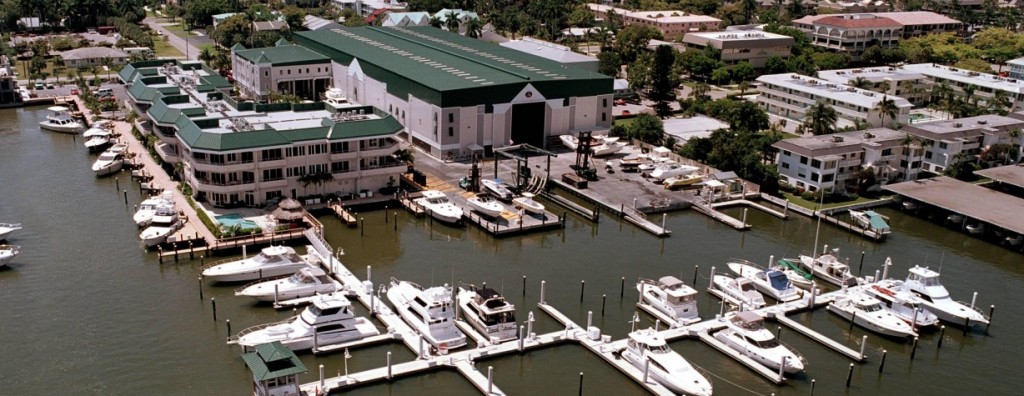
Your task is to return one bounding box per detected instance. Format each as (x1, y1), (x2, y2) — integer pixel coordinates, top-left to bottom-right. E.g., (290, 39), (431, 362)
(874, 95), (899, 128)
(429, 16), (443, 28)
(1008, 127), (1023, 164)
(804, 101), (838, 136)
(991, 90), (1012, 115)
(851, 76), (872, 89)
(930, 82), (954, 118)
(689, 82), (710, 100)
(444, 11), (461, 32)
(464, 18), (483, 38)
(899, 133), (923, 181)
(593, 26), (612, 51)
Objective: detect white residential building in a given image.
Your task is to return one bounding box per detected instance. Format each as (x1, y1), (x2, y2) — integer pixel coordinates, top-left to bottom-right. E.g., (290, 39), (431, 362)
(792, 12), (960, 59)
(817, 66), (933, 107)
(901, 115), (1024, 174)
(774, 128), (912, 191)
(756, 73), (912, 129)
(902, 63), (1024, 112)
(1008, 57), (1024, 80)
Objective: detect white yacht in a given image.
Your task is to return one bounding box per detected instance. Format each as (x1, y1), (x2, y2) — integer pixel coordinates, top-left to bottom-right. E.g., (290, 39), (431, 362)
(456, 286), (518, 343)
(133, 192), (175, 227)
(387, 278), (467, 352)
(798, 251), (858, 287)
(415, 190), (463, 225)
(91, 147), (126, 176)
(903, 266), (989, 326)
(0, 244), (21, 267)
(480, 179), (514, 201)
(39, 106), (85, 133)
(863, 280), (940, 328)
(466, 193), (504, 218)
(619, 328), (713, 396)
(139, 210), (181, 248)
(234, 266), (339, 302)
(84, 135), (113, 153)
(0, 223), (22, 241)
(512, 192), (545, 215)
(82, 120), (114, 137)
(649, 163), (699, 181)
(714, 311), (806, 374)
(230, 294), (379, 351)
(827, 291), (917, 338)
(727, 260), (801, 302)
(202, 245), (316, 283)
(712, 275), (766, 310)
(637, 276), (700, 325)
(590, 137), (625, 157)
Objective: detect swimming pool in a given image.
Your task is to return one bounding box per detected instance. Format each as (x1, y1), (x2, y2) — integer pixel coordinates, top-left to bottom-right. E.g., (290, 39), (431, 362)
(215, 214), (259, 230)
(908, 113), (938, 124)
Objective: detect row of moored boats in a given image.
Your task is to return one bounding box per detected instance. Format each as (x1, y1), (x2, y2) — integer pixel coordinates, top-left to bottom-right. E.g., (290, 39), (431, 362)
(415, 179), (546, 225)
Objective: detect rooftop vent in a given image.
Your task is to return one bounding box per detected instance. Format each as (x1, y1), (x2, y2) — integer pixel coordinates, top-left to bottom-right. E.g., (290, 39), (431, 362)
(864, 132), (875, 139)
(978, 120), (988, 125)
(954, 122), (963, 127)
(832, 135), (845, 142)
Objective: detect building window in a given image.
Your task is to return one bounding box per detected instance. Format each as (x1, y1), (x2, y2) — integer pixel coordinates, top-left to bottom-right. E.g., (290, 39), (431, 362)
(448, 127), (454, 136)
(602, 113), (606, 122)
(331, 142), (350, 153)
(881, 148), (893, 156)
(262, 168), (283, 181)
(331, 161), (350, 173)
(782, 162), (790, 169)
(261, 148), (282, 161)
(448, 113), (454, 123)
(799, 156), (808, 165)
(264, 71), (269, 77)
(603, 98), (608, 107)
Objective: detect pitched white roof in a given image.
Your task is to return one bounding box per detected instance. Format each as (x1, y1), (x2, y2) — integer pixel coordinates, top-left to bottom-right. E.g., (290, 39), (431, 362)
(60, 47), (128, 61)
(902, 63), (1024, 94)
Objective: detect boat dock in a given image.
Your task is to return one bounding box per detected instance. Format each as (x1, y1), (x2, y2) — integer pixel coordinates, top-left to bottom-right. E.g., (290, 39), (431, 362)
(767, 312), (867, 362)
(696, 331), (785, 383)
(759, 194), (893, 241)
(328, 203), (358, 226)
(692, 203), (751, 230)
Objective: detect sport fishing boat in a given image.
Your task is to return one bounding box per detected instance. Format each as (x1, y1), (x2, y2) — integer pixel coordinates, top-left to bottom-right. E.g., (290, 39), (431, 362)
(711, 275), (766, 310)
(713, 311), (806, 374)
(229, 294), (379, 351)
(618, 327), (713, 396)
(234, 266), (339, 302)
(827, 291), (917, 338)
(798, 248), (858, 288)
(863, 279), (940, 328)
(456, 285), (518, 343)
(91, 145), (127, 176)
(727, 260), (801, 302)
(139, 209), (181, 248)
(387, 278), (467, 352)
(202, 245), (317, 283)
(466, 193), (504, 218)
(39, 106), (85, 133)
(480, 179), (514, 201)
(649, 163), (699, 181)
(414, 190), (464, 225)
(590, 136), (625, 157)
(637, 276), (700, 325)
(903, 266), (989, 326)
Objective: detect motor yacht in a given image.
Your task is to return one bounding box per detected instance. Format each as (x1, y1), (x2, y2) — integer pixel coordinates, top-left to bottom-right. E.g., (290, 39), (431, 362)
(727, 260), (801, 302)
(827, 291), (917, 338)
(466, 193), (504, 218)
(714, 311), (806, 374)
(0, 223), (22, 241)
(903, 266), (989, 326)
(229, 294), (379, 351)
(82, 120), (114, 137)
(202, 245), (317, 283)
(0, 244), (21, 267)
(139, 210), (181, 248)
(133, 191), (175, 227)
(512, 192), (545, 215)
(649, 163), (699, 181)
(84, 135), (113, 153)
(322, 88), (352, 108)
(637, 276), (700, 325)
(863, 279), (940, 328)
(480, 179), (514, 201)
(415, 190), (463, 225)
(711, 275), (765, 309)
(387, 278), (467, 353)
(849, 210), (890, 235)
(91, 147), (125, 176)
(798, 250), (858, 288)
(456, 285), (518, 343)
(619, 328), (713, 396)
(234, 266), (339, 302)
(39, 106), (85, 133)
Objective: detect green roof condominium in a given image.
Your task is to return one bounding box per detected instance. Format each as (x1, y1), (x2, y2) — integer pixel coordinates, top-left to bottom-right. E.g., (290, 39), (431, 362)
(293, 26), (613, 158)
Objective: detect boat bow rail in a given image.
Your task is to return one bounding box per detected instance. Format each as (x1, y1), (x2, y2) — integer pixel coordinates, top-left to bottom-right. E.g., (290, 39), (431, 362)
(227, 317), (293, 344)
(232, 274), (293, 294)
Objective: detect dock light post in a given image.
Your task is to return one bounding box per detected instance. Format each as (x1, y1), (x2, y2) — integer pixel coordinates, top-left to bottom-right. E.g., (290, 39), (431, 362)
(319, 364), (324, 392)
(344, 348), (351, 378)
(578, 372), (584, 396)
(386, 351), (392, 381)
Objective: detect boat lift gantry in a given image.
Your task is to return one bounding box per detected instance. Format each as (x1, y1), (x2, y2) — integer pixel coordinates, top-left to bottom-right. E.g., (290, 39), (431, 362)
(493, 144), (557, 192)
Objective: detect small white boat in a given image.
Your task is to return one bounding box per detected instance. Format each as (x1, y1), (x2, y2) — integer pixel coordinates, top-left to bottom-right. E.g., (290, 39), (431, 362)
(1006, 234), (1023, 247)
(946, 213), (964, 224)
(139, 211), (181, 248)
(91, 148), (125, 176)
(727, 260), (801, 302)
(230, 294), (380, 351)
(903, 266), (989, 326)
(415, 190), (463, 225)
(466, 193), (504, 218)
(663, 174), (703, 189)
(827, 291), (917, 338)
(619, 328), (713, 396)
(637, 276), (700, 325)
(0, 244), (21, 267)
(457, 285), (518, 344)
(965, 222), (984, 235)
(560, 134), (579, 149)
(902, 200), (919, 210)
(799, 250), (858, 288)
(649, 163), (699, 181)
(714, 311), (806, 374)
(234, 266), (339, 302)
(82, 120), (114, 137)
(480, 179), (514, 201)
(133, 191), (175, 227)
(712, 275), (766, 309)
(84, 136), (113, 153)
(39, 106), (85, 133)
(863, 279), (940, 328)
(202, 245), (317, 283)
(0, 223), (22, 241)
(849, 210), (890, 235)
(590, 140), (624, 156)
(512, 192), (545, 215)
(387, 278), (467, 352)
(775, 258), (815, 290)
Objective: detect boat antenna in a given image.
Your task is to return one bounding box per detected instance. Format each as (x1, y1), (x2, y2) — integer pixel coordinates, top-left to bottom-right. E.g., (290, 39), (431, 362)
(811, 187), (828, 258)
(938, 251), (945, 274)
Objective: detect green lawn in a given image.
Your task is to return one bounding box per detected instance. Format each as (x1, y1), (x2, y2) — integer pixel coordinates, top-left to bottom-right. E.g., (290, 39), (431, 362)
(153, 38), (183, 58)
(163, 22), (197, 38)
(780, 191), (882, 210)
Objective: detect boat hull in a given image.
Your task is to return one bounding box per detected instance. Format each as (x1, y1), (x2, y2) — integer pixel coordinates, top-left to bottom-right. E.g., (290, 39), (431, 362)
(467, 199), (504, 218)
(237, 284), (339, 302)
(40, 122), (85, 134)
(512, 197), (544, 215)
(204, 264), (311, 283)
(238, 317), (380, 350)
(620, 349), (711, 396)
(714, 329), (804, 374)
(93, 161), (124, 177)
(826, 303), (916, 338)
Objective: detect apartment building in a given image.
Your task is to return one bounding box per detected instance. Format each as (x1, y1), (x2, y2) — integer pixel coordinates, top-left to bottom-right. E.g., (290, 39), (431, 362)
(231, 43), (333, 102)
(1008, 56), (1024, 80)
(792, 12), (960, 59)
(817, 66), (932, 107)
(681, 31), (794, 68)
(901, 115), (1024, 174)
(587, 4), (721, 40)
(773, 128), (912, 191)
(756, 73), (912, 129)
(902, 63), (1024, 112)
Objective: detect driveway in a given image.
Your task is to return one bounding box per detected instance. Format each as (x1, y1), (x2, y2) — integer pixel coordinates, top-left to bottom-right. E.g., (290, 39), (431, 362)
(143, 17), (213, 60)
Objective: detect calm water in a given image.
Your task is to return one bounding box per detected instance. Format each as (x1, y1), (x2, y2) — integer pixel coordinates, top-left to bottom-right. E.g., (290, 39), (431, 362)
(1, 106), (1021, 395)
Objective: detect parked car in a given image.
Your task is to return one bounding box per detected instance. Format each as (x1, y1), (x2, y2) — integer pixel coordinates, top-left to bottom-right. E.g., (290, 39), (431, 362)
(34, 82), (44, 90)
(46, 82), (55, 89)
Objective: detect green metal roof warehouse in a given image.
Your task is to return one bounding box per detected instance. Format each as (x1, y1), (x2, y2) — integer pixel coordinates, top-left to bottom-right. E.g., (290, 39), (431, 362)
(294, 26), (613, 108)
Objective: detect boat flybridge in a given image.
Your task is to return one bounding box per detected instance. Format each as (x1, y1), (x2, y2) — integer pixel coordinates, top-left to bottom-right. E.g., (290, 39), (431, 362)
(456, 285), (518, 344)
(202, 245), (317, 283)
(727, 260), (801, 302)
(863, 279), (940, 328)
(714, 311), (806, 374)
(414, 190), (464, 225)
(827, 291), (917, 338)
(234, 266), (340, 302)
(712, 275), (766, 310)
(387, 278), (467, 353)
(229, 294), (379, 351)
(903, 266), (989, 326)
(39, 106), (85, 133)
(133, 191), (174, 227)
(619, 327), (713, 396)
(637, 276), (700, 325)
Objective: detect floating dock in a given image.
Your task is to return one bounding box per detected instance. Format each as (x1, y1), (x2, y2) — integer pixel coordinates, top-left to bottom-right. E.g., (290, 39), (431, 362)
(328, 203), (358, 227)
(767, 312), (867, 362)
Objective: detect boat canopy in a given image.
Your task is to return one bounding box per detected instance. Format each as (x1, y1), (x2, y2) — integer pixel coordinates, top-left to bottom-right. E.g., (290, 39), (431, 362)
(865, 211), (890, 231)
(732, 311), (765, 329)
(658, 276), (684, 289)
(768, 271), (791, 290)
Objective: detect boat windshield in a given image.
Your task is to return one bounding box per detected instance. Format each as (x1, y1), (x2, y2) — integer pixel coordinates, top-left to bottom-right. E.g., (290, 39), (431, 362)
(428, 197), (449, 204)
(739, 280), (756, 292)
(858, 302), (882, 312)
(755, 337), (780, 349)
(667, 294), (695, 304)
(289, 271), (316, 285)
(482, 311), (516, 326)
(98, 153), (117, 161)
(646, 343), (671, 354)
(768, 272), (791, 290)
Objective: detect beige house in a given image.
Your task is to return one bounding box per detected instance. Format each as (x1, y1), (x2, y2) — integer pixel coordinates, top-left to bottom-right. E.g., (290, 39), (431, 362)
(587, 4), (721, 40)
(681, 31), (794, 68)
